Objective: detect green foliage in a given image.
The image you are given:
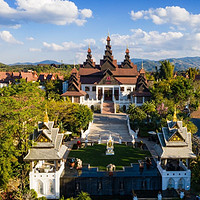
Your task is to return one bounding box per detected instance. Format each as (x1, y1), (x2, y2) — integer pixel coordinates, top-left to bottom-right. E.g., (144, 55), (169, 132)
(44, 79), (63, 100)
(38, 197), (47, 200)
(186, 67), (199, 80)
(127, 104), (147, 122)
(191, 156), (200, 185)
(151, 76), (194, 106)
(158, 60), (174, 80)
(0, 80), (45, 189)
(183, 120), (198, 135)
(47, 101), (93, 134)
(76, 191), (92, 200)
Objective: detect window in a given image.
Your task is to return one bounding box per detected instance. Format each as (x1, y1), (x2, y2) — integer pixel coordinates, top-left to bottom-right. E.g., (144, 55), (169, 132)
(92, 86), (96, 91)
(85, 86), (90, 91)
(48, 180), (54, 194)
(137, 97), (143, 104)
(37, 180), (43, 194)
(120, 87), (124, 92)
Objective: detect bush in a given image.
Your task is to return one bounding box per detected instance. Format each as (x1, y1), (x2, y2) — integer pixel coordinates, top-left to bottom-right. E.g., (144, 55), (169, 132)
(94, 104), (101, 113)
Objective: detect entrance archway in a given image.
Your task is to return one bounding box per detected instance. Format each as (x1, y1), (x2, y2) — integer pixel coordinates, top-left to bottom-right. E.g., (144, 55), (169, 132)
(104, 88), (113, 101)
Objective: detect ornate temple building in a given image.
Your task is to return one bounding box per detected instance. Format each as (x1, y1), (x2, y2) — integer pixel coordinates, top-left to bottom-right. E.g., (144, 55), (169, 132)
(155, 110), (196, 191)
(24, 111), (67, 199)
(62, 36), (151, 113)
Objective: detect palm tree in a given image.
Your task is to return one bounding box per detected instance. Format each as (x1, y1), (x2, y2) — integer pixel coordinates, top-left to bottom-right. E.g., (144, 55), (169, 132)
(76, 191), (92, 200)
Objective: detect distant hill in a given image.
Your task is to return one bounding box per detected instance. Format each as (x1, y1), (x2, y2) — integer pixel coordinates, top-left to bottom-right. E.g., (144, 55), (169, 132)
(132, 57), (200, 72)
(10, 60), (62, 66)
(6, 57), (200, 71)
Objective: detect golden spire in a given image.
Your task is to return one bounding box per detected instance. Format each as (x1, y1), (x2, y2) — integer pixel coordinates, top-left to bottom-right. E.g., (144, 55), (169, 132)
(44, 104), (49, 123)
(173, 106), (177, 122)
(141, 60), (144, 69)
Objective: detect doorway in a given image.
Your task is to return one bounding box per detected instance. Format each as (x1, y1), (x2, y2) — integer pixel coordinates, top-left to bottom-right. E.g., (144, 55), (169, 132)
(104, 89), (113, 101)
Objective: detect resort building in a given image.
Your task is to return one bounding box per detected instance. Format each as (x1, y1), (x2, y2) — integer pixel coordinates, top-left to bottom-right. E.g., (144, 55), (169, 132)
(155, 111), (196, 191)
(62, 36), (151, 113)
(24, 111), (67, 199)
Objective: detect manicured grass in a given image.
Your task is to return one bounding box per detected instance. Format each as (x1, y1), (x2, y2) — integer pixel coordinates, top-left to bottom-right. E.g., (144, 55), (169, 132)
(68, 144), (151, 171)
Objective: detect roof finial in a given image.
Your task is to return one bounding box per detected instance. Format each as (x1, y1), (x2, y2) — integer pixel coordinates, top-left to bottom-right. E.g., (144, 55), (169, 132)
(108, 28), (110, 36)
(44, 104), (49, 123)
(73, 59), (75, 68)
(141, 60), (144, 69)
(173, 106), (177, 122)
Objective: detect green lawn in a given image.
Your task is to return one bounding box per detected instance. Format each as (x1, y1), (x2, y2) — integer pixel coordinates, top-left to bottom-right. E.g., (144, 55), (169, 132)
(68, 143), (151, 171)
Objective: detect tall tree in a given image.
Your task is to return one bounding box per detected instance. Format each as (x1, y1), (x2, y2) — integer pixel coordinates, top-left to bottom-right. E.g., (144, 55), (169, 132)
(159, 60), (174, 80)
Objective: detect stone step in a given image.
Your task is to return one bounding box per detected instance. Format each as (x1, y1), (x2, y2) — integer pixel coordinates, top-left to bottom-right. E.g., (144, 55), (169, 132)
(87, 113), (132, 142)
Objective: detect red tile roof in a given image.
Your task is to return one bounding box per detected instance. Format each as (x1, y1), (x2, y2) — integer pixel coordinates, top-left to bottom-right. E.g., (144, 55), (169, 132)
(61, 90), (86, 97)
(115, 77), (137, 85)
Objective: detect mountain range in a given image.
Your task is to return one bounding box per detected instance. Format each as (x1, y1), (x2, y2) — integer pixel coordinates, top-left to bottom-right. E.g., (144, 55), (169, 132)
(8, 57), (200, 71)
(10, 60), (62, 66)
(132, 57), (200, 71)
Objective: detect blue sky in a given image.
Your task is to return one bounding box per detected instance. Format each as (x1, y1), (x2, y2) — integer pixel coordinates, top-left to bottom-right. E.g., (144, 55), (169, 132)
(1, 0), (200, 64)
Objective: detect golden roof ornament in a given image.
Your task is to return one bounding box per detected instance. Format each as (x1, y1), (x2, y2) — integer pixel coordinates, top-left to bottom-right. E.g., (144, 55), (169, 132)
(44, 104), (49, 123)
(173, 106), (177, 122)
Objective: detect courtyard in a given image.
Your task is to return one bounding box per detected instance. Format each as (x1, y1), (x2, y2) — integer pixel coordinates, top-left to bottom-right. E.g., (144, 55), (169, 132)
(68, 143), (151, 171)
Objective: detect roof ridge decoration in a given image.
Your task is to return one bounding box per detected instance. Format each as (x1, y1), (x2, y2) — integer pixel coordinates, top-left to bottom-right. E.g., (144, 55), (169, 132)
(173, 106), (177, 122)
(44, 104), (49, 123)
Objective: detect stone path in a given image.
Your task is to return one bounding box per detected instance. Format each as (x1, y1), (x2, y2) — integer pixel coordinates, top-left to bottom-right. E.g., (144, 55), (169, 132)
(87, 113), (132, 143)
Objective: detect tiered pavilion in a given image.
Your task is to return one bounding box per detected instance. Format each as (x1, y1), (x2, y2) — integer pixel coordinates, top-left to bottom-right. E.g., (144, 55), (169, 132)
(62, 36), (151, 113)
(156, 110), (196, 191)
(24, 111), (67, 199)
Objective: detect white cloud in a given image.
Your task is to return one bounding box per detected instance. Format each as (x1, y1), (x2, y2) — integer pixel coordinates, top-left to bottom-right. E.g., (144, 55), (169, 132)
(0, 0), (92, 26)
(98, 30), (200, 61)
(26, 37), (34, 41)
(43, 38), (96, 51)
(0, 31), (23, 44)
(130, 6), (200, 29)
(29, 48), (41, 52)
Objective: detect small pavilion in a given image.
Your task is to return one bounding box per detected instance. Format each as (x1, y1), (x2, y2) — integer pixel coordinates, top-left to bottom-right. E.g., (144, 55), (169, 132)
(155, 109), (196, 190)
(24, 111), (67, 199)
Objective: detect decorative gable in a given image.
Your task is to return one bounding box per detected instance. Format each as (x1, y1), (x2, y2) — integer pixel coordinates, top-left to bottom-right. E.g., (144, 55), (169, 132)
(169, 131), (184, 142)
(98, 70), (119, 85)
(36, 133), (51, 143)
(68, 83), (79, 91)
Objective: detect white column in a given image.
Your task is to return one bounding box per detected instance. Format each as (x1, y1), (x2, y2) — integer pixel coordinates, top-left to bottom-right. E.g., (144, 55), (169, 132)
(96, 86), (98, 100)
(112, 87), (114, 101)
(72, 96), (74, 103)
(143, 97), (145, 104)
(135, 96), (137, 105)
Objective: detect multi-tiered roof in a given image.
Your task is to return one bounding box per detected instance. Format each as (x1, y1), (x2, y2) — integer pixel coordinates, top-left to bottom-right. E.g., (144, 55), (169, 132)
(24, 111), (67, 161)
(156, 110), (196, 159)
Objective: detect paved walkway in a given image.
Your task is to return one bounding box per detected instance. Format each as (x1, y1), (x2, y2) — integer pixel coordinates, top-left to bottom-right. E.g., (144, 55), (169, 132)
(88, 113), (132, 143)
